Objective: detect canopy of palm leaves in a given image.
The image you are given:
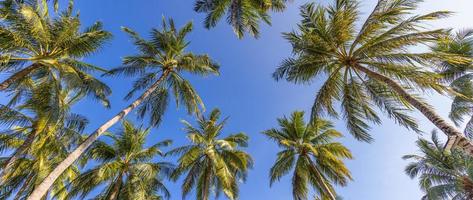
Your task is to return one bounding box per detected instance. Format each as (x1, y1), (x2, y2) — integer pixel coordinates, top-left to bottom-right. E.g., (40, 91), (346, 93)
(433, 30), (473, 138)
(404, 131), (473, 200)
(194, 0), (289, 38)
(65, 120), (173, 200)
(273, 0), (469, 143)
(0, 85), (86, 199)
(263, 111), (352, 200)
(0, 0), (111, 106)
(105, 18), (220, 127)
(168, 108), (253, 200)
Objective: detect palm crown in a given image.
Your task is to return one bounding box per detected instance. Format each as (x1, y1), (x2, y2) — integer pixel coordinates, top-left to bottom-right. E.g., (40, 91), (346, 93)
(169, 108), (253, 200)
(263, 111), (352, 200)
(404, 131), (473, 200)
(194, 0), (290, 38)
(66, 120), (173, 200)
(274, 0), (470, 144)
(0, 0), (112, 106)
(106, 18), (219, 126)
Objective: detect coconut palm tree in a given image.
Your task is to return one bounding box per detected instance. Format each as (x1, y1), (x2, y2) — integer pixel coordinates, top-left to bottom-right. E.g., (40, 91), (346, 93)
(0, 87), (86, 199)
(273, 0), (473, 152)
(432, 30), (473, 140)
(0, 82), (87, 186)
(169, 108), (253, 200)
(194, 0), (289, 38)
(64, 120), (173, 200)
(26, 18), (219, 200)
(263, 111), (352, 200)
(404, 130), (473, 200)
(0, 0), (112, 106)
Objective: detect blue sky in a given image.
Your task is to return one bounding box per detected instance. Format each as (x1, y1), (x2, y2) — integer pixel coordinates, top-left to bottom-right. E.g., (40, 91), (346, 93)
(8, 0), (473, 199)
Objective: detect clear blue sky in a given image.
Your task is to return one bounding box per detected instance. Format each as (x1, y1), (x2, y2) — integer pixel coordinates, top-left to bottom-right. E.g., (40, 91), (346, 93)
(18, 0), (473, 199)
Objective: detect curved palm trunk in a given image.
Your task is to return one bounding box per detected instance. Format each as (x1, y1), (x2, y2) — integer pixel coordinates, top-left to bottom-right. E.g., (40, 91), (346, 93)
(0, 131), (37, 185)
(354, 64), (473, 154)
(108, 173), (123, 200)
(0, 63), (41, 91)
(26, 70), (171, 200)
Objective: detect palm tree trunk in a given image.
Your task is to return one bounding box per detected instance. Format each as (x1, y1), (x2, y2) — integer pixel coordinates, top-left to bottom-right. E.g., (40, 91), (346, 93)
(25, 70), (171, 200)
(354, 64), (473, 153)
(108, 173), (123, 200)
(308, 159), (337, 200)
(0, 131), (37, 185)
(0, 63), (42, 91)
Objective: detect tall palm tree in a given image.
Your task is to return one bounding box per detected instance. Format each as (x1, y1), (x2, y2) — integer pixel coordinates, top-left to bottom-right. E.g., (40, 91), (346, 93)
(404, 131), (473, 200)
(0, 0), (112, 106)
(26, 18), (219, 200)
(0, 88), (86, 199)
(194, 0), (289, 38)
(262, 111), (352, 200)
(64, 120), (173, 200)
(432, 30), (473, 144)
(169, 108), (253, 200)
(0, 82), (87, 186)
(273, 0), (473, 152)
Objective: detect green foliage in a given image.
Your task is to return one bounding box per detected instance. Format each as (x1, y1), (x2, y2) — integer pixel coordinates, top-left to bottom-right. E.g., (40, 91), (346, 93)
(404, 131), (473, 200)
(64, 120), (173, 200)
(169, 108), (253, 200)
(263, 111), (352, 200)
(273, 0), (467, 142)
(432, 30), (473, 138)
(0, 84), (86, 199)
(194, 0), (290, 38)
(0, 0), (112, 106)
(105, 18), (220, 127)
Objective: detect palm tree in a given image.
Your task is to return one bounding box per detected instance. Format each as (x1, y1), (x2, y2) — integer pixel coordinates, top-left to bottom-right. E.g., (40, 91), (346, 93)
(432, 30), (473, 141)
(64, 120), (173, 200)
(0, 83), (87, 186)
(262, 111), (352, 200)
(273, 0), (473, 153)
(0, 0), (112, 106)
(169, 108), (253, 200)
(26, 18), (219, 200)
(404, 131), (473, 199)
(194, 0), (289, 38)
(0, 87), (86, 199)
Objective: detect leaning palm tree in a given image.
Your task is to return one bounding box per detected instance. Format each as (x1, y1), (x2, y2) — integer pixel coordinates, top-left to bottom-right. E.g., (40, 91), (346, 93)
(404, 131), (473, 200)
(263, 111), (352, 200)
(26, 18), (219, 200)
(169, 108), (253, 200)
(0, 99), (85, 200)
(0, 0), (111, 106)
(64, 121), (173, 200)
(194, 0), (289, 38)
(0, 83), (87, 186)
(433, 30), (473, 140)
(273, 0), (473, 152)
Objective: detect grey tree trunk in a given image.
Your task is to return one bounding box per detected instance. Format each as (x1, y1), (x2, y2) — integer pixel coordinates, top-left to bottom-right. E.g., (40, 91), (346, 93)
(0, 63), (41, 91)
(354, 64), (473, 153)
(25, 70), (171, 200)
(0, 131), (37, 185)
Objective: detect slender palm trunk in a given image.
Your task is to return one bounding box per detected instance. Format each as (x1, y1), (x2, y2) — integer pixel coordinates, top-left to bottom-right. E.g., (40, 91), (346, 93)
(26, 70), (171, 200)
(108, 173), (123, 200)
(0, 131), (37, 185)
(354, 64), (473, 153)
(0, 63), (41, 91)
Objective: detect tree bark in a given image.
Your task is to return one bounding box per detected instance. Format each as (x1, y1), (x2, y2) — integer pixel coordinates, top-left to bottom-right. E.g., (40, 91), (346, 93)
(25, 70), (171, 200)
(354, 64), (473, 154)
(0, 63), (42, 91)
(108, 173), (123, 200)
(0, 131), (37, 185)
